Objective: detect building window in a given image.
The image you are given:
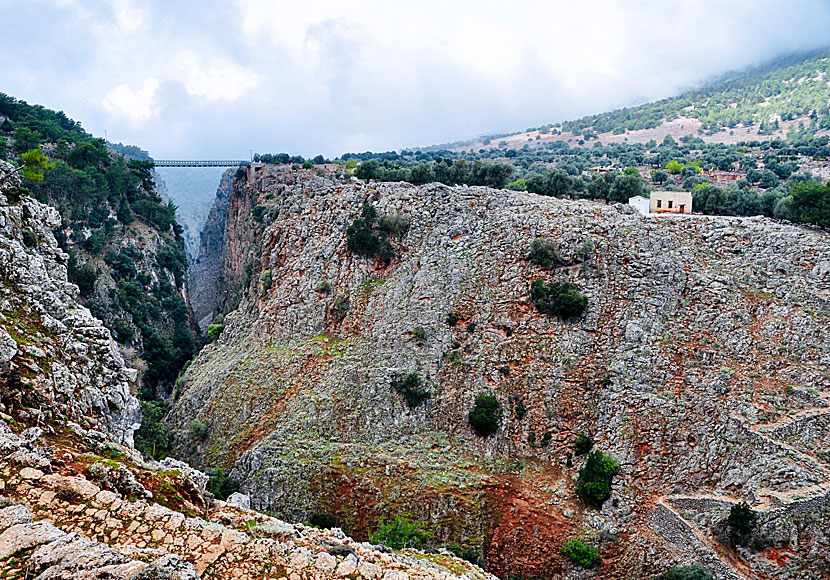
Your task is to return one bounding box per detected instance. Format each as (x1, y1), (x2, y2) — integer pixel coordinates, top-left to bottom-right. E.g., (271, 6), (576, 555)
(656, 199), (662, 208)
(668, 200), (673, 209)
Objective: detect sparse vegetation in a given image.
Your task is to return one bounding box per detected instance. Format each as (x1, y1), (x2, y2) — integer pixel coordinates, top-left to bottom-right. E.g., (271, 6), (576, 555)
(574, 432), (593, 455)
(561, 538), (601, 568)
(370, 515), (430, 549)
(205, 468), (240, 501)
(529, 237), (561, 268)
(392, 372), (431, 407)
(661, 564), (714, 580)
(530, 278), (588, 318)
(445, 312), (459, 326)
(468, 394), (501, 437)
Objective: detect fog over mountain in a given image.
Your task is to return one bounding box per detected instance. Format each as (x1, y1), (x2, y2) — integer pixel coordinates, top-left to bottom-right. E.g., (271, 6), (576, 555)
(1, 0), (829, 158)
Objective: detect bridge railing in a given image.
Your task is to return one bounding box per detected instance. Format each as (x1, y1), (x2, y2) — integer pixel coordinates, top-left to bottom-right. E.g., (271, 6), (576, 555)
(153, 160), (251, 168)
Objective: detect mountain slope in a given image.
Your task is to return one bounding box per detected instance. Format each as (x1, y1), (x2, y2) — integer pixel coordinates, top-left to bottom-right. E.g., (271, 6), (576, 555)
(169, 165), (830, 578)
(451, 49), (830, 152)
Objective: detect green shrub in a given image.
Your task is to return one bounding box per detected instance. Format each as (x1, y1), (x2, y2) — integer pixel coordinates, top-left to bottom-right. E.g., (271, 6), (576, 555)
(466, 322), (476, 334)
(726, 501), (757, 546)
(4, 186), (29, 205)
(316, 280), (331, 293)
(346, 217), (380, 256)
(577, 450), (617, 508)
(392, 372), (431, 407)
(574, 432), (593, 455)
(207, 323), (224, 341)
(71, 263), (97, 297)
(333, 294), (350, 313)
(661, 564), (714, 580)
(205, 468), (239, 501)
(260, 269), (272, 295)
(530, 278), (588, 318)
(561, 538), (601, 568)
(308, 513), (338, 529)
(242, 260), (255, 291)
(468, 394), (501, 437)
(370, 515), (429, 549)
(529, 237), (562, 268)
(377, 214), (411, 237)
(134, 400), (169, 460)
(445, 312), (459, 326)
(251, 204), (267, 222)
(514, 401), (526, 420)
(412, 327), (427, 341)
(189, 419), (209, 441)
(21, 229), (37, 248)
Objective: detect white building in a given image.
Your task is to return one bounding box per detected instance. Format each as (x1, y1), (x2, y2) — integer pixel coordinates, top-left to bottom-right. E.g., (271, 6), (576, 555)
(628, 196), (650, 216)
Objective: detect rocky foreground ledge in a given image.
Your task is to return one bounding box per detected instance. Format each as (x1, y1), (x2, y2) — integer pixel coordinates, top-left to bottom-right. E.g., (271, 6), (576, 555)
(0, 422), (495, 579)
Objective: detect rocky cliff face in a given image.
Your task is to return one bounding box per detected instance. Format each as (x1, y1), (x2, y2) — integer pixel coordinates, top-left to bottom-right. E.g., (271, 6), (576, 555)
(0, 161), (140, 446)
(188, 169), (234, 332)
(170, 165), (830, 578)
(0, 161), (484, 580)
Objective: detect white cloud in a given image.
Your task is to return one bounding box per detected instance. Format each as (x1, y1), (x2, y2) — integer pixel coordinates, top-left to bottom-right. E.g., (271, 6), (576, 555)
(172, 51), (264, 102)
(4, 0), (829, 158)
(109, 0), (145, 33)
(102, 78), (161, 124)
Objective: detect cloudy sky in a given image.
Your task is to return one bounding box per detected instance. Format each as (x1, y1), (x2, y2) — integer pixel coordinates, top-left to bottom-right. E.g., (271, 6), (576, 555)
(1, 0), (829, 159)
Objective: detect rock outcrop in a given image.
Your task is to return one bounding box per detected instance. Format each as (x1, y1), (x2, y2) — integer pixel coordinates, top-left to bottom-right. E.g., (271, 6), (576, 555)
(0, 161), (140, 446)
(170, 165), (830, 578)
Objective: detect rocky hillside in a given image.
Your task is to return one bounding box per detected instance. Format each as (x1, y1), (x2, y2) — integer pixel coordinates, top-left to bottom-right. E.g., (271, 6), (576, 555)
(171, 165), (829, 579)
(0, 93), (198, 407)
(0, 161), (486, 580)
(450, 49), (830, 152)
(0, 161), (138, 446)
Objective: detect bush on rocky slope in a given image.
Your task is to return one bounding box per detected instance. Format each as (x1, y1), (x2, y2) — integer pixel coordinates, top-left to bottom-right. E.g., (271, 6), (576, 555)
(468, 394), (502, 437)
(561, 537), (601, 568)
(577, 450), (617, 508)
(661, 564), (714, 580)
(530, 278), (588, 318)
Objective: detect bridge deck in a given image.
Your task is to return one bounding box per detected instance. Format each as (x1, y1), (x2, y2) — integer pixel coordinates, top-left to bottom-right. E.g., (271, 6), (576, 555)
(154, 160), (250, 167)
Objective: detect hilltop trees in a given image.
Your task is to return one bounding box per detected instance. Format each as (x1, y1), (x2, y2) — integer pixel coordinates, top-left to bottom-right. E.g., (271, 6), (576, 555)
(354, 159), (514, 189)
(788, 181), (830, 227)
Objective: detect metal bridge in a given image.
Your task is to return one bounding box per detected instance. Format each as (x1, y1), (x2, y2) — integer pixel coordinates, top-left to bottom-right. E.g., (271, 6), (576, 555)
(153, 160), (251, 168)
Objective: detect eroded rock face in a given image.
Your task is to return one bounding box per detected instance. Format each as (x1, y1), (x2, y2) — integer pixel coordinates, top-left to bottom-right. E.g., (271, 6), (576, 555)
(188, 169), (234, 332)
(0, 161), (140, 445)
(170, 166), (830, 578)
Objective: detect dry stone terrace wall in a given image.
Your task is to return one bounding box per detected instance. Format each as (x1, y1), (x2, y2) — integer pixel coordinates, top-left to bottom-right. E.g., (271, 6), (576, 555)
(170, 166), (829, 578)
